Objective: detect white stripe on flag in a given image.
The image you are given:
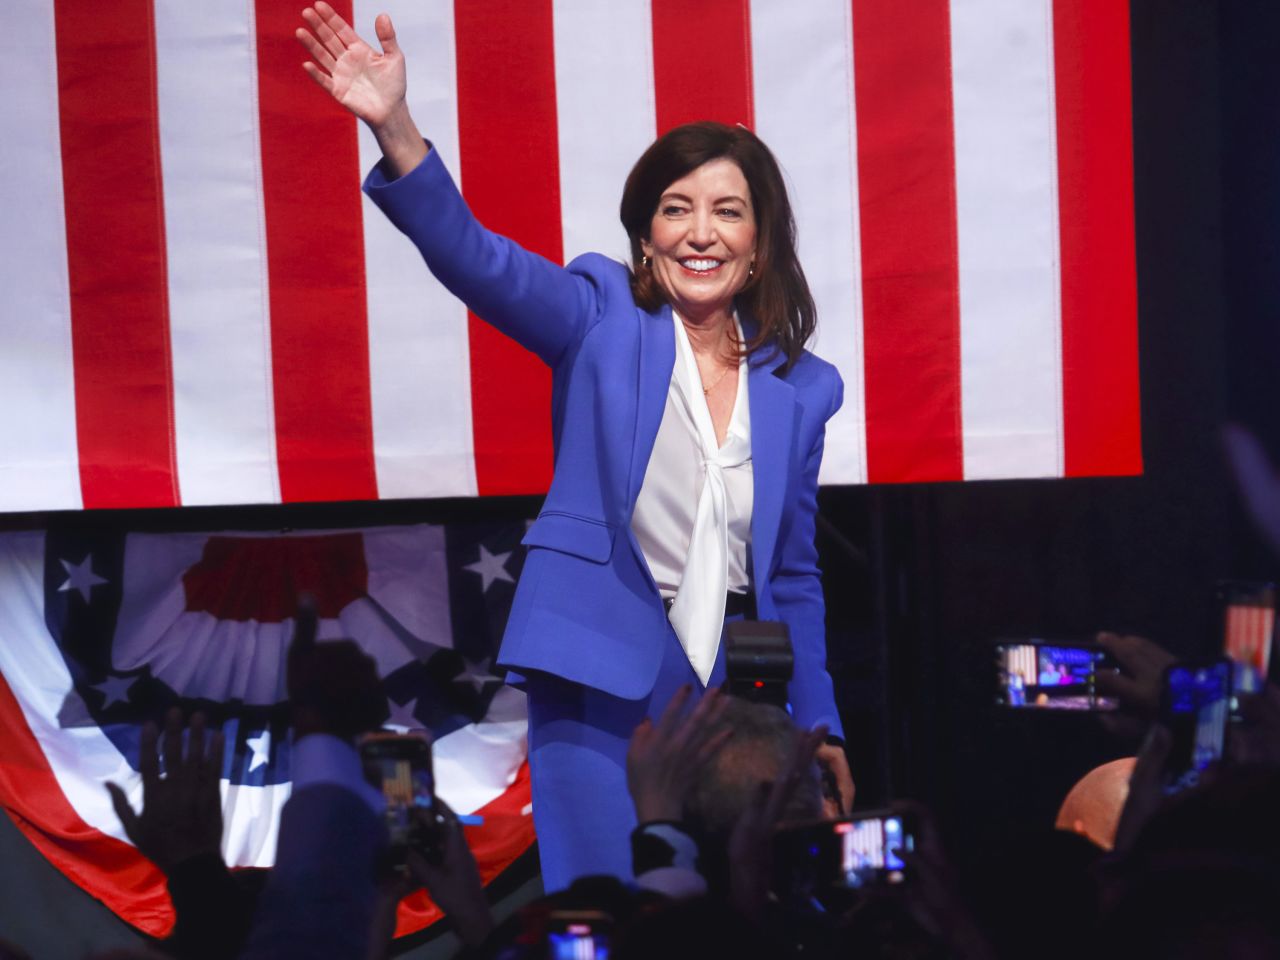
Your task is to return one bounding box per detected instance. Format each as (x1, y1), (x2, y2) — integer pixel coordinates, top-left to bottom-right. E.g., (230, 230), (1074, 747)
(951, 0), (1064, 479)
(221, 781), (287, 869)
(434, 686), (529, 815)
(356, 0), (478, 499)
(155, 0), (279, 505)
(552, 0), (657, 265)
(0, 1), (82, 511)
(751, 0), (867, 484)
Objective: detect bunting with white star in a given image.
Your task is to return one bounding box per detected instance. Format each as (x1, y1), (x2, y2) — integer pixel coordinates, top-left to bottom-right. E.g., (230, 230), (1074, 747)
(0, 522), (533, 938)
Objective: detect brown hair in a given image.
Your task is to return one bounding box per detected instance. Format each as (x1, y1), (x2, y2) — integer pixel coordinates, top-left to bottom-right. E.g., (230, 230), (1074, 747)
(619, 122), (817, 370)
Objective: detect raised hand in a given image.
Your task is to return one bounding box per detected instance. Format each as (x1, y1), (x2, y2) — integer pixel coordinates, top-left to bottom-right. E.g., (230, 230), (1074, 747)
(106, 708), (225, 875)
(1095, 631), (1176, 719)
(297, 3), (404, 127)
(627, 685), (733, 824)
(296, 3), (426, 176)
(894, 800), (997, 960)
(727, 723), (826, 915)
(404, 800), (494, 949)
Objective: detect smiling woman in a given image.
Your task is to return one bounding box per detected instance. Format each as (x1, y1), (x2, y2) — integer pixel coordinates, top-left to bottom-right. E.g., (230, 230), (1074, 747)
(621, 123), (817, 374)
(296, 0), (853, 892)
(642, 158), (757, 327)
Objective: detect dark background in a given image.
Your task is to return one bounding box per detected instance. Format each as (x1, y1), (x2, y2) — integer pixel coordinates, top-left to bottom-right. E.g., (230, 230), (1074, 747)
(3, 2), (1278, 956)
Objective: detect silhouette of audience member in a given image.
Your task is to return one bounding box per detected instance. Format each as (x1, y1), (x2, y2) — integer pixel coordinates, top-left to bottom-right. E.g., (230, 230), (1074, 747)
(239, 600), (391, 959)
(106, 708), (258, 960)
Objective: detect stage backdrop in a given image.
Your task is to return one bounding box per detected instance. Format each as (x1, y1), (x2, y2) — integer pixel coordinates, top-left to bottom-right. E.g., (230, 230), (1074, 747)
(0, 0), (1140, 511)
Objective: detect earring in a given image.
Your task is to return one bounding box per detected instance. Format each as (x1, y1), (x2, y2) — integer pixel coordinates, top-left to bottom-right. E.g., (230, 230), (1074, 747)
(748, 261), (755, 278)
(641, 255), (652, 269)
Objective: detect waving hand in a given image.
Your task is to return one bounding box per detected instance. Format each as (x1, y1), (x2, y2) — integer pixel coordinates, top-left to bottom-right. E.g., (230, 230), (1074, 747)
(296, 3), (426, 175)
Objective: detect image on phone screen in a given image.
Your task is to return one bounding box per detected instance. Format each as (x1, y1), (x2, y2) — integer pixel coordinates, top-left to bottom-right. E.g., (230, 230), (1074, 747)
(547, 913), (611, 960)
(360, 736), (433, 848)
(548, 928), (609, 960)
(837, 815), (912, 888)
(996, 642), (1117, 711)
(1219, 581), (1274, 696)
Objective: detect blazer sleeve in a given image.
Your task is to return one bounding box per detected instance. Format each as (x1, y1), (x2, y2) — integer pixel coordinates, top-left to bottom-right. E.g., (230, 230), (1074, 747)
(773, 369), (844, 740)
(363, 148), (602, 368)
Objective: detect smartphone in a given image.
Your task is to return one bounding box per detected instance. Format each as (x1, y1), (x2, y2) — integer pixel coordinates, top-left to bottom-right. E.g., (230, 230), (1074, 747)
(994, 640), (1118, 711)
(775, 810), (915, 891)
(1161, 659), (1230, 795)
(546, 910), (611, 960)
(359, 733), (434, 849)
(1218, 581), (1274, 698)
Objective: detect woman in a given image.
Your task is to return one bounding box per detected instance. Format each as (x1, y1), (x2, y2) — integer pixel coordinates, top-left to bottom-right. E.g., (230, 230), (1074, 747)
(296, 3), (854, 890)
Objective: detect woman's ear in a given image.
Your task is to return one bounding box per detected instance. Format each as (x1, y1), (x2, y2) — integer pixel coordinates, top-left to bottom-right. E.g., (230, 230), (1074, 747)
(640, 236), (653, 259)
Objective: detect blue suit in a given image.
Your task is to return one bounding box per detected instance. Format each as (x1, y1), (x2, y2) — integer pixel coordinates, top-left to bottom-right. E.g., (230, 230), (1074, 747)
(366, 150), (843, 888)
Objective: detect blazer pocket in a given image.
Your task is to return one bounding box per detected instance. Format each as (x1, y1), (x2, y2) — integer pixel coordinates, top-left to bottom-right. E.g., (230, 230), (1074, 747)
(522, 511), (618, 564)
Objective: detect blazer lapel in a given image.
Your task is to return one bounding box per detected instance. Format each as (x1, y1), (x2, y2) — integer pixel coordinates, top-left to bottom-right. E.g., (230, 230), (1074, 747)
(628, 305), (676, 505)
(748, 349), (795, 588)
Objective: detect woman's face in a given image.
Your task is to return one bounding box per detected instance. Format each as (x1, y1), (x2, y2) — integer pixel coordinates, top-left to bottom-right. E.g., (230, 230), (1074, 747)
(641, 158), (757, 324)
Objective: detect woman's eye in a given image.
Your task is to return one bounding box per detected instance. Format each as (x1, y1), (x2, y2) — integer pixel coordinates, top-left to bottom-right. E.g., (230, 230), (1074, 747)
(717, 208), (742, 219)
(661, 205), (687, 217)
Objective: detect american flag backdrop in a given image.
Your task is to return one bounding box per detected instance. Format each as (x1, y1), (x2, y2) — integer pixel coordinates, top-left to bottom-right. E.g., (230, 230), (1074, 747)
(0, 522), (534, 937)
(0, 0), (1141, 513)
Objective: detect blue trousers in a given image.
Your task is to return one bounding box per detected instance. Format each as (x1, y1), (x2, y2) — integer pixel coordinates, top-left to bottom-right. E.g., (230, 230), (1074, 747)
(525, 617), (729, 892)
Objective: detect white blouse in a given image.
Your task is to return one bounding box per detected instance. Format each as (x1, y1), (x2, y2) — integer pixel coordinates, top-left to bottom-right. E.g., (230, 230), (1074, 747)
(629, 313), (753, 682)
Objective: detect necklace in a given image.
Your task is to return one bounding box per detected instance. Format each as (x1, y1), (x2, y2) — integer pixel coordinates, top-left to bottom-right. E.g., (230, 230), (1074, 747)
(701, 362), (732, 396)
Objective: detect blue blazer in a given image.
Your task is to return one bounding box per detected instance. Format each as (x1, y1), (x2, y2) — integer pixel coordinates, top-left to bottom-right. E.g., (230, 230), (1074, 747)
(367, 151), (843, 737)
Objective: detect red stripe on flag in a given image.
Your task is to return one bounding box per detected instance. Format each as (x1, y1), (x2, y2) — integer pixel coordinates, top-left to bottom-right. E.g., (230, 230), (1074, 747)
(651, 0), (755, 132)
(454, 0), (558, 495)
(0, 670), (173, 937)
(852, 1), (963, 482)
(54, 0), (178, 508)
(255, 0), (378, 502)
(182, 534), (368, 621)
(1054, 0), (1142, 477)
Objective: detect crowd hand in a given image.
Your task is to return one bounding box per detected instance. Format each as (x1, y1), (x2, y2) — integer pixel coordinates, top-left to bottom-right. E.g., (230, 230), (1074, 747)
(406, 800), (494, 949)
(627, 685), (733, 824)
(814, 741), (855, 816)
(892, 800), (996, 960)
(1095, 631), (1176, 721)
(287, 596), (389, 742)
(1111, 723), (1175, 856)
(106, 708), (225, 875)
(364, 799), (492, 958)
(296, 4), (426, 176)
(1229, 683), (1280, 767)
(727, 723), (827, 916)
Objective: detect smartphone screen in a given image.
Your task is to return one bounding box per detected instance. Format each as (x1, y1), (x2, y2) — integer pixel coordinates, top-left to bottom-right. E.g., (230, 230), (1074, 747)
(836, 815), (912, 888)
(777, 812), (914, 892)
(359, 735), (433, 847)
(547, 912), (611, 960)
(1219, 581), (1274, 696)
(996, 642), (1117, 711)
(1162, 660), (1230, 795)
